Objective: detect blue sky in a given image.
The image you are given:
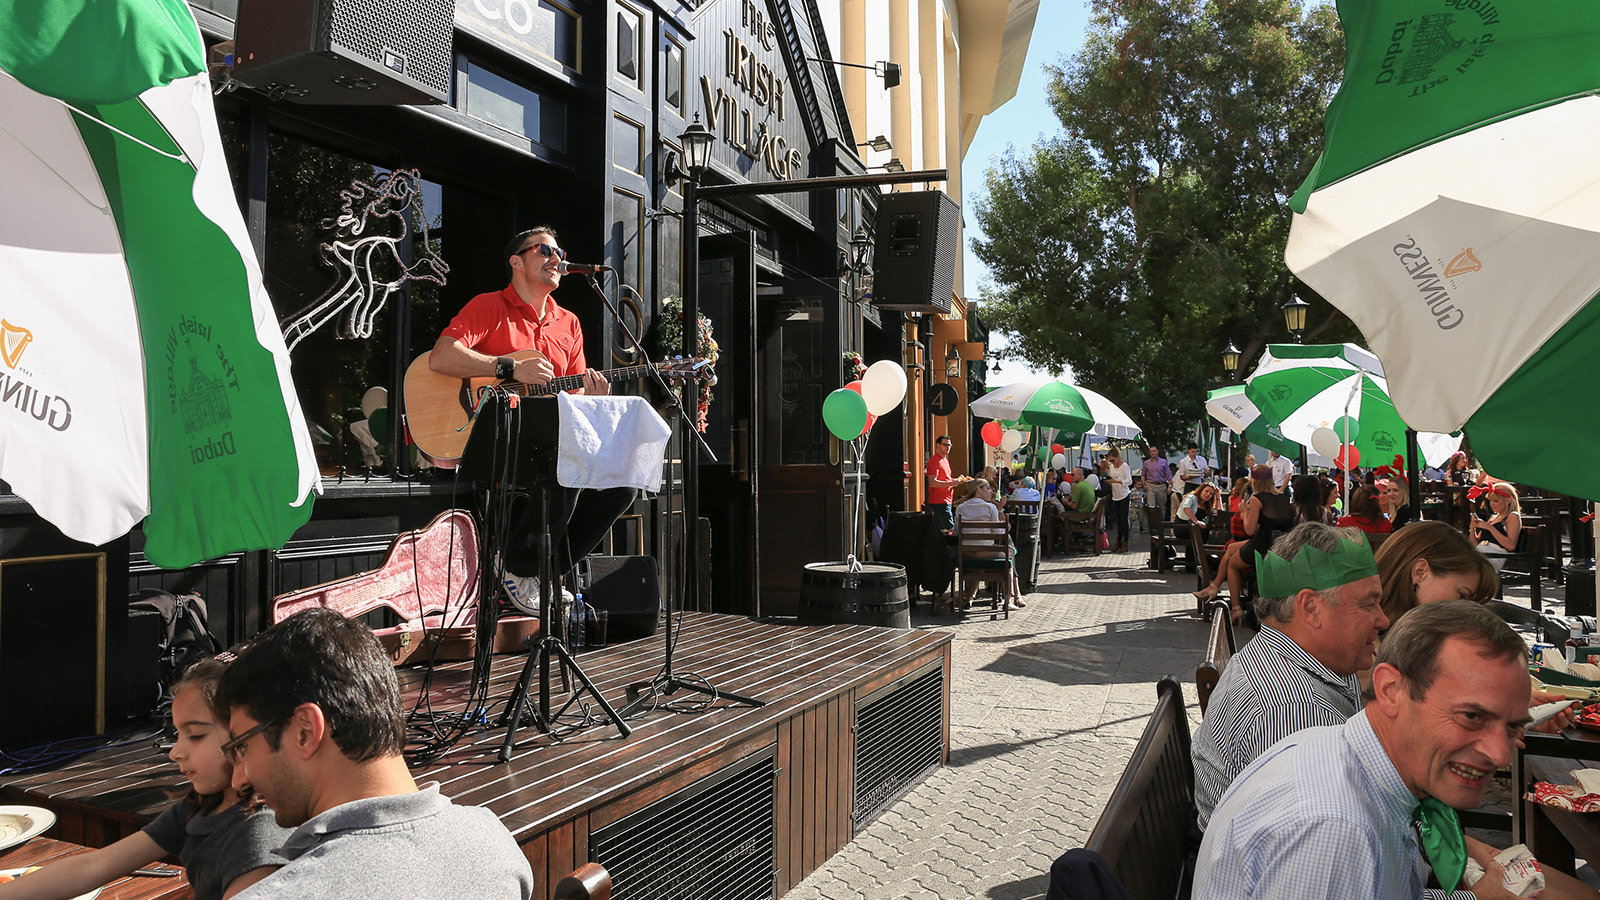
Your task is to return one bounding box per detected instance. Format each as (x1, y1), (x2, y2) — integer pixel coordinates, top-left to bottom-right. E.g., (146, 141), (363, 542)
(961, 2), (1092, 386)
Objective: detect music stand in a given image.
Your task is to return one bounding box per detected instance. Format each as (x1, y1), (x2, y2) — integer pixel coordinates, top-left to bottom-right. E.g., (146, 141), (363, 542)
(460, 393), (632, 759)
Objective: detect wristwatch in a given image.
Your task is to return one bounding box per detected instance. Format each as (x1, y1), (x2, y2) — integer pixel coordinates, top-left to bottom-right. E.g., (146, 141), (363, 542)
(495, 356), (516, 380)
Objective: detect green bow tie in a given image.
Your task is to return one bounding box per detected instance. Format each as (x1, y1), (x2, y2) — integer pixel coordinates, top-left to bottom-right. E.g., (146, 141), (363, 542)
(1413, 797), (1467, 891)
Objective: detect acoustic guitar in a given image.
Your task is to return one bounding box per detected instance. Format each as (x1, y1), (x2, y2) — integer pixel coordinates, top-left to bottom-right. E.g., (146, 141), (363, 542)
(403, 348), (710, 467)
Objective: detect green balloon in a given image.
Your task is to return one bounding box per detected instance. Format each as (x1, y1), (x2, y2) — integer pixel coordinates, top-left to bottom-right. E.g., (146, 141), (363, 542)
(823, 388), (869, 441)
(1332, 415), (1360, 443)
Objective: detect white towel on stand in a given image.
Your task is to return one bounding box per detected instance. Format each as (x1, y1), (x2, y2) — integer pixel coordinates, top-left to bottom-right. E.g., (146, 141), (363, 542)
(556, 393), (671, 491)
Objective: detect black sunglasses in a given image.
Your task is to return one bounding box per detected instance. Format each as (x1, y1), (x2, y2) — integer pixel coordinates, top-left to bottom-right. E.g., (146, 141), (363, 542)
(516, 243), (567, 261)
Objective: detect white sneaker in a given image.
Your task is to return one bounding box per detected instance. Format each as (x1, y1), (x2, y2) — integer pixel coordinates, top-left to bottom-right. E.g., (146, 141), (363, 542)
(502, 570), (575, 616)
(502, 571), (540, 616)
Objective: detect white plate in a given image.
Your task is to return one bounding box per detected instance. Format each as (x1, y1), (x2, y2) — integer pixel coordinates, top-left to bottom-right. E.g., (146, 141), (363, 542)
(0, 867), (100, 899)
(0, 806), (53, 854)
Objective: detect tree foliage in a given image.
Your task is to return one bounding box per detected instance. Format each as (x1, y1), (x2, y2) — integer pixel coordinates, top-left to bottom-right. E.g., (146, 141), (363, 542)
(971, 0), (1354, 448)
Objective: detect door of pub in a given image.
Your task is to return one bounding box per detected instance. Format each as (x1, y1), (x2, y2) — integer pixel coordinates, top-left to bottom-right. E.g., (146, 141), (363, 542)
(696, 234), (759, 614)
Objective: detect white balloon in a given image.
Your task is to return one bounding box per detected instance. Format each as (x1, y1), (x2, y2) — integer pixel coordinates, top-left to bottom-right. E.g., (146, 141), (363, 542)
(860, 360), (909, 415)
(1052, 452), (1066, 470)
(1310, 426), (1341, 460)
(360, 385), (388, 420)
(1000, 429), (1024, 453)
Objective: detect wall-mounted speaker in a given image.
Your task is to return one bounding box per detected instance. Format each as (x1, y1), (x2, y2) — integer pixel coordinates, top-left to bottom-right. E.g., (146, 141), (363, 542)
(870, 191), (959, 315)
(233, 0), (454, 105)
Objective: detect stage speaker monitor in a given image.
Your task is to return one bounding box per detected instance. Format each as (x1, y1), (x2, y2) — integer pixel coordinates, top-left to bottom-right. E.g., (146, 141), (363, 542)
(233, 0), (453, 105)
(579, 556), (661, 641)
(870, 190), (959, 315)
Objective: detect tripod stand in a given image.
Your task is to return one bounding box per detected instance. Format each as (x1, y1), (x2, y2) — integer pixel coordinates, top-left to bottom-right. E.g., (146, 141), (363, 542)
(567, 274), (766, 716)
(462, 394), (632, 761)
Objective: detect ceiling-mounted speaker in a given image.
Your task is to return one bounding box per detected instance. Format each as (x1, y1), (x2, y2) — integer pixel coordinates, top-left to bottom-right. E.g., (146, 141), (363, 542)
(233, 0), (454, 105)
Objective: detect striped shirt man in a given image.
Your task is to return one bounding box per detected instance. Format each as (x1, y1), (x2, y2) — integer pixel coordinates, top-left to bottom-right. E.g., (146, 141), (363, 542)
(1192, 625), (1359, 830)
(1195, 711), (1433, 899)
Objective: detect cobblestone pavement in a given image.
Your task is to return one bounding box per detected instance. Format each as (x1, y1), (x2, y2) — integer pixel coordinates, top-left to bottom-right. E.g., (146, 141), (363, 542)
(784, 530), (1566, 900)
(784, 534), (1210, 900)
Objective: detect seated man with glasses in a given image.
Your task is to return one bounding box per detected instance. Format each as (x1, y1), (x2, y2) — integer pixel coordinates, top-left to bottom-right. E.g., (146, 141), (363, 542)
(216, 609), (534, 899)
(429, 226), (635, 597)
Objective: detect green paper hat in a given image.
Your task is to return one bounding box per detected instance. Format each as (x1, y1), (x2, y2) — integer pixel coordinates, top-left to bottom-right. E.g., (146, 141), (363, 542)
(1255, 537), (1377, 598)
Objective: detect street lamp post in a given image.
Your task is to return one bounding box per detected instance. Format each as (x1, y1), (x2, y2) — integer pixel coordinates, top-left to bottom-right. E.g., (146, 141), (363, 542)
(1281, 295), (1312, 468)
(1221, 341), (1241, 380)
(678, 116), (713, 612)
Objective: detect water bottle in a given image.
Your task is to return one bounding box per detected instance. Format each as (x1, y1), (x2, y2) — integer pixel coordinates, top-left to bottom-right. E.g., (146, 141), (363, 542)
(569, 594), (587, 650)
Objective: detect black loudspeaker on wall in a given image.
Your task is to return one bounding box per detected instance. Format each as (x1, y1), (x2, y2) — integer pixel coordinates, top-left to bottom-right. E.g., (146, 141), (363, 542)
(233, 0), (454, 105)
(870, 190), (960, 315)
(578, 556), (661, 642)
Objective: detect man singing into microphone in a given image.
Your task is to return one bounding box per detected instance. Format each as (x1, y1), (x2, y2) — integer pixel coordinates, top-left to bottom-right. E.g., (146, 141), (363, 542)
(429, 226), (634, 595)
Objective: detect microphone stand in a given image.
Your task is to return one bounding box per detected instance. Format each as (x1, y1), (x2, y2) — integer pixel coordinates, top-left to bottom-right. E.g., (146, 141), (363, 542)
(573, 273), (765, 714)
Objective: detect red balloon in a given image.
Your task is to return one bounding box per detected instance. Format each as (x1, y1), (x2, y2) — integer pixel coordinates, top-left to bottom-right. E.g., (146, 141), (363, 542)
(1337, 444), (1361, 470)
(981, 421), (1003, 447)
(845, 380), (864, 394)
(860, 412), (877, 438)
(1051, 443), (1065, 455)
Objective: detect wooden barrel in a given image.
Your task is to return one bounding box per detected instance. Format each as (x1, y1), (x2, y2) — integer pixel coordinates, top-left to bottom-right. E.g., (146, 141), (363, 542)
(799, 562), (910, 628)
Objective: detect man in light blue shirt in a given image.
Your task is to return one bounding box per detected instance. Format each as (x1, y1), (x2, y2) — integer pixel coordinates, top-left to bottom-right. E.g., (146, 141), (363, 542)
(1195, 600), (1531, 900)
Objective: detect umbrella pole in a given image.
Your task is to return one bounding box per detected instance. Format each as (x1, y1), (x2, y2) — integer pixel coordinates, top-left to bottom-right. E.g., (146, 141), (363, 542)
(1405, 429), (1421, 513)
(1341, 373), (1363, 512)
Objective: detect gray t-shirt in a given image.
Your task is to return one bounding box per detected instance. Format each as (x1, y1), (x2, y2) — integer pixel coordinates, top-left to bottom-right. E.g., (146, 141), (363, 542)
(235, 784), (534, 900)
(142, 795), (289, 900)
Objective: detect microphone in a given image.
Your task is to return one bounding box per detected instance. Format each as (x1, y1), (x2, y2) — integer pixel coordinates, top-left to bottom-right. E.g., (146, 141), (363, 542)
(559, 260), (612, 274)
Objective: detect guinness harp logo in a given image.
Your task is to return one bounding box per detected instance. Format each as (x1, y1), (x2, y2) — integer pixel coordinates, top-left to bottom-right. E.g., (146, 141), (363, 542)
(1444, 248), (1482, 278)
(1, 320), (33, 369)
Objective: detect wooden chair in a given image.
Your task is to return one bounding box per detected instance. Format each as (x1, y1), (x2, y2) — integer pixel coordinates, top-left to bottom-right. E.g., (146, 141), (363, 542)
(1367, 531), (1390, 554)
(1495, 522), (1544, 612)
(1083, 677), (1195, 900)
(1197, 600), (1237, 714)
(554, 863), (612, 900)
(1192, 526), (1226, 599)
(1008, 499), (1041, 517)
(1065, 497), (1106, 555)
(955, 518), (1013, 619)
(1520, 502), (1565, 585)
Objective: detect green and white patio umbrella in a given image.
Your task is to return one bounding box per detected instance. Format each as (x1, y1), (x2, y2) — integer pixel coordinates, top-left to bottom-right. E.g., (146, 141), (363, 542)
(1245, 344), (1407, 465)
(1284, 0), (1600, 497)
(970, 381), (1141, 445)
(0, 0), (319, 566)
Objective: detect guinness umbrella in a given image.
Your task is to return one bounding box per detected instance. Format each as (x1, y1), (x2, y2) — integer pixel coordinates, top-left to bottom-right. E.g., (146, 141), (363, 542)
(1245, 344), (1407, 466)
(1284, 0), (1600, 496)
(1205, 385), (1302, 459)
(970, 381), (1142, 445)
(0, 0), (319, 566)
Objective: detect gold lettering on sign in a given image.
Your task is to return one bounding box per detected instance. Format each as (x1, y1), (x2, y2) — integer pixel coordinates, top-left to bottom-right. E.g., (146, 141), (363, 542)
(700, 3), (799, 180)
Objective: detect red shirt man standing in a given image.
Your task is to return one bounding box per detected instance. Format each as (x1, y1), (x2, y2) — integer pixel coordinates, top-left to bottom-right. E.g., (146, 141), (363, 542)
(926, 435), (957, 531)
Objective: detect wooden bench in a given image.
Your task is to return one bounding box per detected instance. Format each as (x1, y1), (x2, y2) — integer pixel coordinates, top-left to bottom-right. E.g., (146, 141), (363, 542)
(1196, 600), (1236, 714)
(1083, 676), (1195, 900)
(1065, 497), (1106, 555)
(554, 862), (613, 900)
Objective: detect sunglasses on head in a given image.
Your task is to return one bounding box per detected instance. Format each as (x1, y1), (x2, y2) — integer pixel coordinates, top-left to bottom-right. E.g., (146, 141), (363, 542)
(517, 243), (567, 261)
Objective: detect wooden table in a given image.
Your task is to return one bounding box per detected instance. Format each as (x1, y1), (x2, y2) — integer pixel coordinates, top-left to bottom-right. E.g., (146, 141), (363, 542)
(0, 838), (191, 899)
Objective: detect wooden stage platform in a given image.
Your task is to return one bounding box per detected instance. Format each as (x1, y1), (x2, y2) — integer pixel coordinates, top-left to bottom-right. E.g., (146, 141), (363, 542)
(1, 613), (951, 900)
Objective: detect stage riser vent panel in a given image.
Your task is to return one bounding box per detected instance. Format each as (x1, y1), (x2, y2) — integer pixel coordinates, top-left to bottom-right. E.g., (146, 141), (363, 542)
(853, 666), (944, 827)
(591, 750), (777, 900)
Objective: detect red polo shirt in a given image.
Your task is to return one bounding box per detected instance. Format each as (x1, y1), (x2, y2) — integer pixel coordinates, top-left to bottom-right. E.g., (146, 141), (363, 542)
(440, 285), (587, 377)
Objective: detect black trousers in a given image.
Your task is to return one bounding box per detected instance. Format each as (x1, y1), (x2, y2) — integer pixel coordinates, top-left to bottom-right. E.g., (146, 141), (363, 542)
(502, 486), (637, 578)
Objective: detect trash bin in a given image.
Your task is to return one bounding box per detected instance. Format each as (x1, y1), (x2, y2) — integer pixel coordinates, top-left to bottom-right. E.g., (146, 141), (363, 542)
(1566, 562), (1596, 618)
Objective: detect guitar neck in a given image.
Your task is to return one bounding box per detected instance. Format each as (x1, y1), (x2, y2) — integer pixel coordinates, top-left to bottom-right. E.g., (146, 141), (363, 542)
(508, 363), (665, 397)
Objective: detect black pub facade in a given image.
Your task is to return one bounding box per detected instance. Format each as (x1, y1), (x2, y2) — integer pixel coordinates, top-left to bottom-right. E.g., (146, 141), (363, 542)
(0, 0), (907, 745)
